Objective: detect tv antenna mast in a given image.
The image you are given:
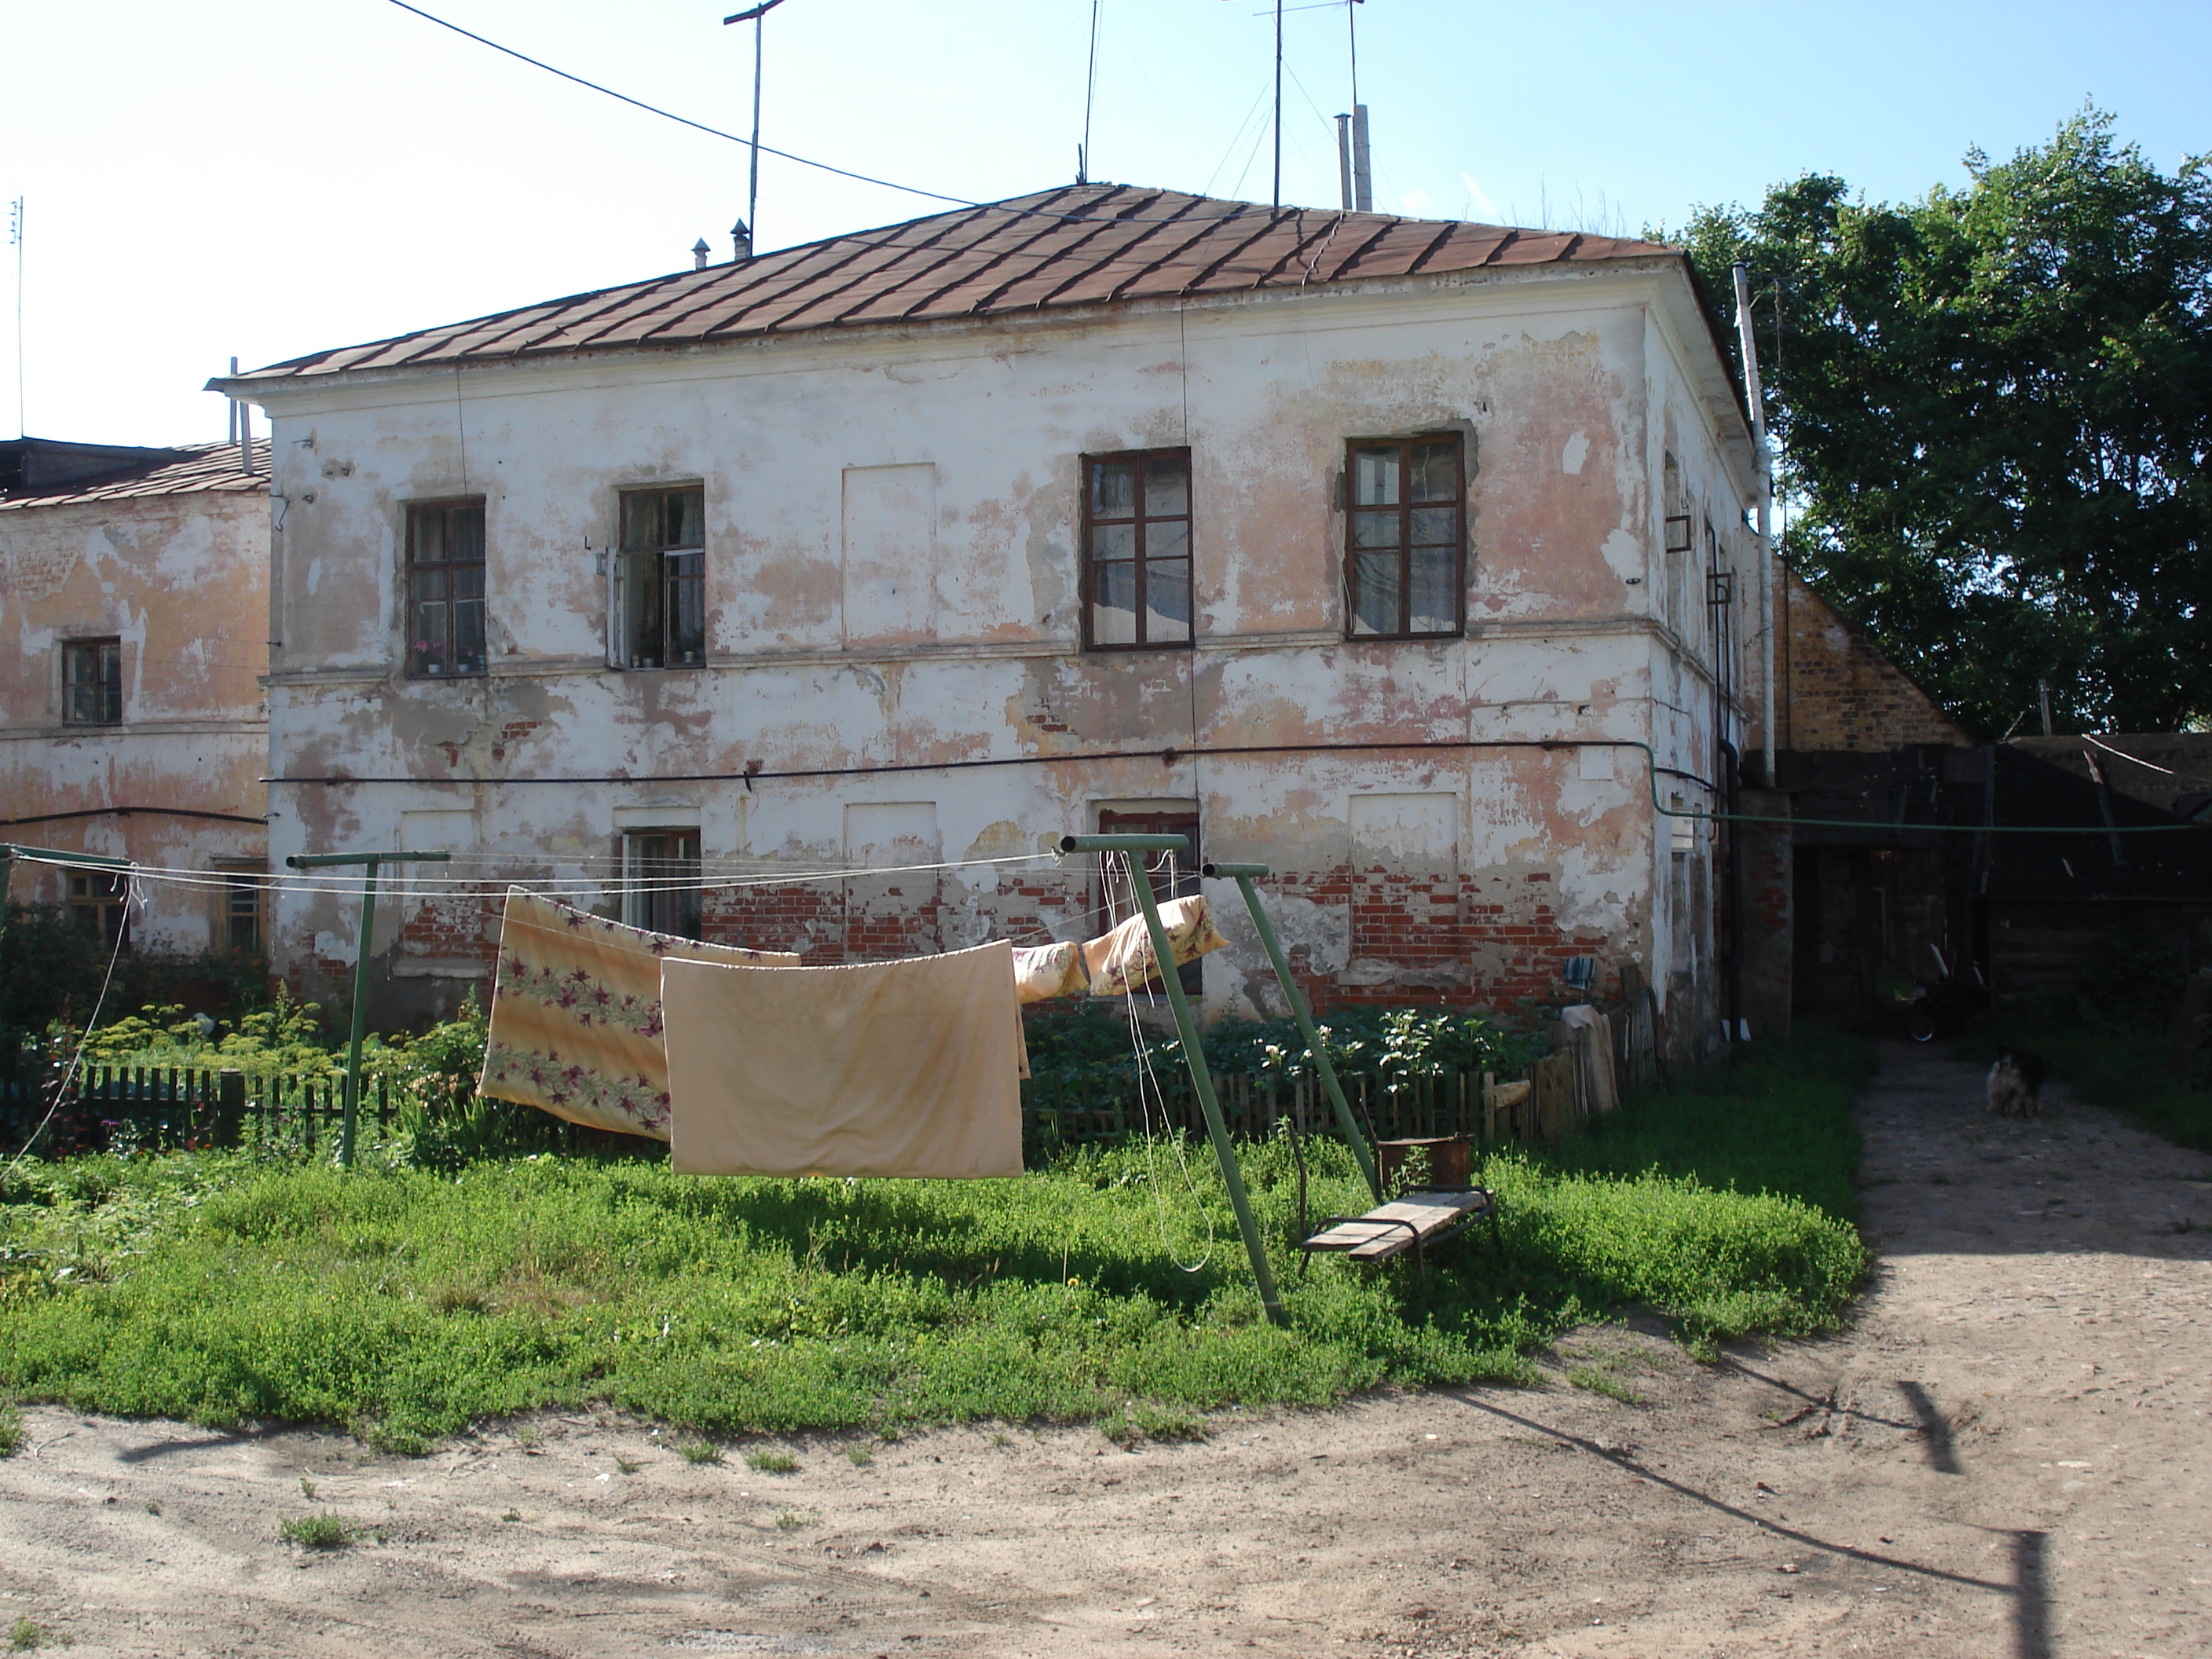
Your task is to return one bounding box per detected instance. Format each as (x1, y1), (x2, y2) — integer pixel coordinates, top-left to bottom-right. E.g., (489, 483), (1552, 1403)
(723, 0), (791, 255)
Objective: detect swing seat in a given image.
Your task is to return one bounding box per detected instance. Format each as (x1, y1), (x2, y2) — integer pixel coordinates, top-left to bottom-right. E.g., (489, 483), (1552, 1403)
(1300, 1188), (1498, 1276)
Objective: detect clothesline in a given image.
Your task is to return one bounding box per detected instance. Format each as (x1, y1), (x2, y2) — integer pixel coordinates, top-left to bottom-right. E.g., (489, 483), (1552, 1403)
(5, 847), (1080, 902)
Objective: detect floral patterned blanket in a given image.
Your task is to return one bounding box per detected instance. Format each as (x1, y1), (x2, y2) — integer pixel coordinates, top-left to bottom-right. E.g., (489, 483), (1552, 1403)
(478, 888), (797, 1140)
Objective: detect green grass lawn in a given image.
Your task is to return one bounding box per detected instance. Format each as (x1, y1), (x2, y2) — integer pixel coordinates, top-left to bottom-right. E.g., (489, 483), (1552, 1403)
(0, 1031), (1872, 1452)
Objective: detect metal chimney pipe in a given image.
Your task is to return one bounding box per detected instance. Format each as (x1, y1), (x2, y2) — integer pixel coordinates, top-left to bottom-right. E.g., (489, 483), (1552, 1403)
(1335, 114), (1353, 211)
(1351, 104), (1372, 212)
(233, 356), (252, 477)
(227, 356), (238, 444)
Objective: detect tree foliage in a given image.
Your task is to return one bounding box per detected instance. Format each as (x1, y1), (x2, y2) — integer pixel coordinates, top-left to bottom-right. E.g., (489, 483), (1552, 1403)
(1678, 110), (2212, 735)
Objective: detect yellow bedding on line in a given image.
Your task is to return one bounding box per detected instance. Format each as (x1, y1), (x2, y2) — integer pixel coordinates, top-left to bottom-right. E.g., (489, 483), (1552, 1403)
(478, 888), (797, 1140)
(661, 939), (1023, 1180)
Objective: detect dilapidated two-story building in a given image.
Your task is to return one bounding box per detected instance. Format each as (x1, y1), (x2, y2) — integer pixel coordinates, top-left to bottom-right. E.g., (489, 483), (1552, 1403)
(221, 185), (1766, 1049)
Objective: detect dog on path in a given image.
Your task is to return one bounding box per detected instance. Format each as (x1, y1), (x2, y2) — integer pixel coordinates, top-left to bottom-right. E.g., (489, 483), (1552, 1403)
(1987, 1049), (2048, 1118)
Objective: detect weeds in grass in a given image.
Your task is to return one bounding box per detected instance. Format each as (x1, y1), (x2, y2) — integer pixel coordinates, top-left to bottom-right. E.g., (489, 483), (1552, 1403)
(1101, 1403), (1208, 1445)
(990, 1430), (1009, 1446)
(744, 1448), (797, 1473)
(677, 1440), (723, 1466)
(6, 1617), (68, 1652)
(0, 1404), (20, 1459)
(775, 1509), (818, 1531)
(844, 1444), (873, 1467)
(614, 1456), (641, 1474)
(276, 1513), (351, 1549)
(1567, 1366), (1643, 1405)
(0, 1031), (1870, 1446)
(500, 1508), (522, 1522)
(298, 1478), (315, 1499)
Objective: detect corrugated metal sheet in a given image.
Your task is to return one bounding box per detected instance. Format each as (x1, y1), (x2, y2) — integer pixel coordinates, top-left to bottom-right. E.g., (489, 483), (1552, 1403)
(0, 440), (269, 509)
(233, 185), (1681, 383)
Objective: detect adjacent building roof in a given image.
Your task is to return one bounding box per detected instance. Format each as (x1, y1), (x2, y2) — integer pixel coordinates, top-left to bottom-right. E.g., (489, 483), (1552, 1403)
(229, 184), (1682, 383)
(0, 439), (269, 509)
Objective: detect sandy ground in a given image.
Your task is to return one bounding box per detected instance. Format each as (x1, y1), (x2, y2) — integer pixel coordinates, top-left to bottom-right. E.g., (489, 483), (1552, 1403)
(2, 1041), (2209, 1658)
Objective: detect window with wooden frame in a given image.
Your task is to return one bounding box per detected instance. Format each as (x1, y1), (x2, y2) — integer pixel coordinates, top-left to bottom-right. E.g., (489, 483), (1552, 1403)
(617, 485), (706, 669)
(405, 500), (487, 679)
(1082, 449), (1192, 650)
(61, 637), (122, 725)
(67, 870), (130, 949)
(1096, 808), (1204, 994)
(1345, 435), (1464, 638)
(623, 830), (702, 940)
(216, 863), (263, 954)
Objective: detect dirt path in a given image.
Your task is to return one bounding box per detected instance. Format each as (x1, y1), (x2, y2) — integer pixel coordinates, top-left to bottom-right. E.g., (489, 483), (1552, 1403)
(3, 1042), (2208, 1657)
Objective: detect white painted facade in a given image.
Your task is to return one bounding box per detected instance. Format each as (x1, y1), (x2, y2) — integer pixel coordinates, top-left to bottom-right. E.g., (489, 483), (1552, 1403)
(236, 251), (1760, 1044)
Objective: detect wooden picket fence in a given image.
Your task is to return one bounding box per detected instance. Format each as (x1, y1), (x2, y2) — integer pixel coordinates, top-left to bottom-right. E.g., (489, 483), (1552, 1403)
(1022, 1068), (1492, 1155)
(0, 1060), (394, 1159)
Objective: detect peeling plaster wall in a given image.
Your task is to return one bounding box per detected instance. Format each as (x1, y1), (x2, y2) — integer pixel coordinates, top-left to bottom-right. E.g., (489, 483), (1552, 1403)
(252, 267), (1757, 1038)
(0, 489), (268, 951)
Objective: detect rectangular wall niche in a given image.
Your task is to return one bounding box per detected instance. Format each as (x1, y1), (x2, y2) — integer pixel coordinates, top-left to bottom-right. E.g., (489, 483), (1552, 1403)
(841, 463), (937, 646)
(1349, 790), (1460, 873)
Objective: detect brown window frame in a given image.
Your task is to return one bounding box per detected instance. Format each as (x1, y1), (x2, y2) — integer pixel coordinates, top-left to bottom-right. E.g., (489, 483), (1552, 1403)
(1095, 808), (1204, 994)
(61, 637), (123, 725)
(623, 829), (702, 941)
(1343, 434), (1467, 640)
(67, 869), (130, 950)
(1080, 448), (1194, 652)
(216, 862), (264, 954)
(404, 499), (488, 680)
(616, 485), (708, 670)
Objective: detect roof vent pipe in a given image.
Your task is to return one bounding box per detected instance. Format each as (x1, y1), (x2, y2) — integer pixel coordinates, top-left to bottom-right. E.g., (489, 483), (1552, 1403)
(1335, 114), (1353, 211)
(231, 356), (253, 478)
(692, 238), (711, 271)
(731, 220), (753, 263)
(1351, 104), (1372, 212)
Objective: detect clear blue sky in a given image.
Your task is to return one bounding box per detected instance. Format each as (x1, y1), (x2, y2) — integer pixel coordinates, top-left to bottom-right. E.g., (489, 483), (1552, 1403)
(5, 0), (2207, 445)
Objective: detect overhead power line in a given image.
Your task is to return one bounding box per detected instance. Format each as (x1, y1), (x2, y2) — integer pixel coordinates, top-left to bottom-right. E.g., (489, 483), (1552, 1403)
(384, 0), (971, 208)
(382, 0), (1338, 235)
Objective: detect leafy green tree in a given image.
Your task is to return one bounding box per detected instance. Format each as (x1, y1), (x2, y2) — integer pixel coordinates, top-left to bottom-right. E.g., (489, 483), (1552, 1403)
(1676, 110), (2212, 735)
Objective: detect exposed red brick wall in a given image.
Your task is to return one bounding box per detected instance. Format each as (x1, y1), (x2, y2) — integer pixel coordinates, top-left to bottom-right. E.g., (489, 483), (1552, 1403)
(1779, 566), (1972, 752)
(1258, 865), (1620, 1016)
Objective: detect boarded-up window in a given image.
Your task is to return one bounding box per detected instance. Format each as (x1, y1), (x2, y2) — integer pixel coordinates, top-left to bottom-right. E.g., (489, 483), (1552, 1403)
(1346, 436), (1463, 639)
(1082, 449), (1192, 650)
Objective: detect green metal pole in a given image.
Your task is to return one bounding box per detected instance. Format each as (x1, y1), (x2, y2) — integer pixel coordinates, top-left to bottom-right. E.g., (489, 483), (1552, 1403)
(1060, 833), (1287, 1328)
(1205, 862), (1380, 1202)
(339, 862), (379, 1169)
(285, 850), (451, 1170)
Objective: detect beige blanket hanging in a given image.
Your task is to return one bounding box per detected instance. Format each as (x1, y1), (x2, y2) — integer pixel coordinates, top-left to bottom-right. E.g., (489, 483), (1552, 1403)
(661, 939), (1024, 1180)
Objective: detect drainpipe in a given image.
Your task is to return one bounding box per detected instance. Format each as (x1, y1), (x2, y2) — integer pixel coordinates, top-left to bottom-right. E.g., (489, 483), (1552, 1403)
(1731, 263), (1774, 788)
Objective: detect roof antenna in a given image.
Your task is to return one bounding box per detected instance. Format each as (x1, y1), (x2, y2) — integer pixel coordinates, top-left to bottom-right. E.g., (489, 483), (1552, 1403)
(1271, 0), (1283, 213)
(723, 0), (789, 252)
(1079, 0), (1101, 185)
(1346, 0), (1370, 212)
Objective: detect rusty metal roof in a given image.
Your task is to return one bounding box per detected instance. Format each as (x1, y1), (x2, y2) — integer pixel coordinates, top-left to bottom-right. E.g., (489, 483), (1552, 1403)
(0, 440), (270, 509)
(234, 185), (1681, 383)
